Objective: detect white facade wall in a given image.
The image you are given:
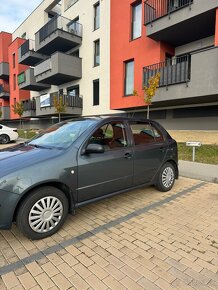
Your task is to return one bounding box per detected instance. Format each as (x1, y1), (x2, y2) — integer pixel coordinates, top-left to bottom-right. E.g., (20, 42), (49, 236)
(13, 0), (121, 116)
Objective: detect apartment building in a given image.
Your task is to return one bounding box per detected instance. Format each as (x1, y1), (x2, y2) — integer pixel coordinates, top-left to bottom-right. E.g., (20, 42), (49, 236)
(111, 0), (218, 129)
(0, 0), (218, 130)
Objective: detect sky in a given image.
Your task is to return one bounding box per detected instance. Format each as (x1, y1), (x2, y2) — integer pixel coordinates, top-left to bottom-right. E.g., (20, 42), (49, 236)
(0, 0), (42, 33)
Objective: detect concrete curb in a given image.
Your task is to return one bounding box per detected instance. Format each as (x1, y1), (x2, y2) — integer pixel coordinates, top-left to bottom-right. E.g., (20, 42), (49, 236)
(179, 160), (218, 183)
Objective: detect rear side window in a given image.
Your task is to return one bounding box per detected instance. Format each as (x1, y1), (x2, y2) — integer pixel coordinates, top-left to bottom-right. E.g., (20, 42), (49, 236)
(130, 122), (164, 145)
(0, 125), (2, 129)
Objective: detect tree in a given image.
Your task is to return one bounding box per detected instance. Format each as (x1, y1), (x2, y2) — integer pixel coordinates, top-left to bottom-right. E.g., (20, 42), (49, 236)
(53, 95), (66, 122)
(134, 72), (160, 119)
(12, 101), (24, 128)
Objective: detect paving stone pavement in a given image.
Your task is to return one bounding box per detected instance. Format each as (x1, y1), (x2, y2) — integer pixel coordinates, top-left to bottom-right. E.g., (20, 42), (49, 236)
(0, 177), (217, 290)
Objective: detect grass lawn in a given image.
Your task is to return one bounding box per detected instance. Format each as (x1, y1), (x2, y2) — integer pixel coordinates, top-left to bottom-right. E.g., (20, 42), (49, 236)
(178, 143), (218, 165)
(18, 130), (37, 140)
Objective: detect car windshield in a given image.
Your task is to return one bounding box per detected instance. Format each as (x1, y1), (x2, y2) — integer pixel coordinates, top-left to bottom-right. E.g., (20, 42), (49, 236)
(28, 119), (96, 149)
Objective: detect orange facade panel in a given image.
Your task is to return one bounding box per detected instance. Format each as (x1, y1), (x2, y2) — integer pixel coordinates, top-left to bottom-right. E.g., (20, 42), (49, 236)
(8, 38), (30, 119)
(110, 0), (174, 110)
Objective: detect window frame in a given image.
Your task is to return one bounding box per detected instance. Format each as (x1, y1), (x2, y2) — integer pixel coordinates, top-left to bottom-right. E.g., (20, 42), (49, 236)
(131, 1), (142, 41)
(124, 59), (134, 96)
(94, 39), (100, 67)
(94, 1), (100, 30)
(93, 79), (99, 106)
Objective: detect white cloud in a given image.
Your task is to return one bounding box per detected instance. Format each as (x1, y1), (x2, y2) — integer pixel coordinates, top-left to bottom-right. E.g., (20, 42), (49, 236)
(0, 0), (42, 33)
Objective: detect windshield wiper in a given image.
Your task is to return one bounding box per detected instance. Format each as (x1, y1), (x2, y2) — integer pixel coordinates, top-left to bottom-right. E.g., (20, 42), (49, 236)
(29, 143), (53, 149)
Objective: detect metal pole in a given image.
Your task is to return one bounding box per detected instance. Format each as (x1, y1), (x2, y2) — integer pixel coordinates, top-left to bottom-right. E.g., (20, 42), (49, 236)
(192, 146), (195, 162)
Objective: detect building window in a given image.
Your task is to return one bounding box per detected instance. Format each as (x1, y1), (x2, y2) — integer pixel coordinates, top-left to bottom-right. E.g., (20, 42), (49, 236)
(12, 53), (16, 68)
(67, 85), (79, 97)
(94, 39), (100, 66)
(94, 2), (100, 30)
(13, 74), (16, 90)
(21, 32), (26, 39)
(93, 79), (99, 106)
(132, 2), (142, 40)
(66, 0), (79, 10)
(124, 60), (134, 96)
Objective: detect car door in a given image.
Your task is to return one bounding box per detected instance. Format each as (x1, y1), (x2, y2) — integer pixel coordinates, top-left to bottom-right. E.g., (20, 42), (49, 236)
(128, 121), (168, 185)
(77, 121), (134, 202)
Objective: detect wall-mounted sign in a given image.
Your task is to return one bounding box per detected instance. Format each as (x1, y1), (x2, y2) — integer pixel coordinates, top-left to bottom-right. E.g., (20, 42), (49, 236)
(40, 94), (50, 108)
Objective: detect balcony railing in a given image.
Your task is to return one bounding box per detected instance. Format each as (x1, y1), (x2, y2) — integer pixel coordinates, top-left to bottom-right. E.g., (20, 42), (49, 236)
(50, 94), (83, 108)
(22, 99), (36, 111)
(143, 55), (191, 87)
(37, 15), (83, 43)
(144, 0), (193, 24)
(20, 39), (35, 57)
(34, 58), (51, 76)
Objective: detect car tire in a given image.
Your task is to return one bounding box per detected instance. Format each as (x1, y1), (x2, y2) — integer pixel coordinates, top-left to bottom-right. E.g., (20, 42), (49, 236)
(16, 186), (69, 240)
(0, 134), (10, 144)
(155, 162), (176, 192)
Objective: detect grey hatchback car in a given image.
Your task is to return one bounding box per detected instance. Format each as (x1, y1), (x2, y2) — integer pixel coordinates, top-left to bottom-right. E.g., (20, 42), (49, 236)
(0, 116), (178, 239)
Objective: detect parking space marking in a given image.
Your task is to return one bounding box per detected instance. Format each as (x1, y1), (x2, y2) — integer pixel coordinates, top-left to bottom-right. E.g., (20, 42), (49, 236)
(0, 181), (205, 276)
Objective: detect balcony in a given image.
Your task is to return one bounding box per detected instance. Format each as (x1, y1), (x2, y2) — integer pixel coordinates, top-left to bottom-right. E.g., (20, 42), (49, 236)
(0, 62), (9, 80)
(18, 39), (47, 66)
(0, 106), (10, 119)
(34, 52), (82, 85)
(143, 47), (218, 106)
(18, 68), (50, 91)
(0, 84), (9, 100)
(35, 15), (82, 54)
(144, 0), (218, 46)
(35, 94), (82, 117)
(22, 99), (36, 118)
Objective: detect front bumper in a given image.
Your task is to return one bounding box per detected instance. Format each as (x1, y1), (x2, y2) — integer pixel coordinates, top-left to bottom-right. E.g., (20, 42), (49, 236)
(0, 189), (20, 229)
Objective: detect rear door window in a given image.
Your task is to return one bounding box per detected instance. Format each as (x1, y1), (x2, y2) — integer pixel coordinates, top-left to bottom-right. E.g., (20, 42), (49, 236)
(130, 122), (164, 145)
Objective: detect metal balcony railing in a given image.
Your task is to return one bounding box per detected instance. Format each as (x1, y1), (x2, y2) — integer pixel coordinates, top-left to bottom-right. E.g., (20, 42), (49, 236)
(143, 55), (191, 87)
(22, 99), (36, 111)
(144, 0), (193, 24)
(37, 15), (83, 43)
(20, 39), (35, 57)
(50, 94), (83, 108)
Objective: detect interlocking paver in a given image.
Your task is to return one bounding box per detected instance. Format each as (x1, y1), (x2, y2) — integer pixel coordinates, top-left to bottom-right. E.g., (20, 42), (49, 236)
(0, 178), (217, 290)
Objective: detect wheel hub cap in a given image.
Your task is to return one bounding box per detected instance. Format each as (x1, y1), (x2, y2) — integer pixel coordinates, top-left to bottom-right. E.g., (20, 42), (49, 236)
(162, 167), (174, 188)
(29, 196), (63, 233)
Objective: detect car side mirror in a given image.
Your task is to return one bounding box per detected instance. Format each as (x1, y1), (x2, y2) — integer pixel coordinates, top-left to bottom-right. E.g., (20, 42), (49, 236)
(86, 143), (105, 154)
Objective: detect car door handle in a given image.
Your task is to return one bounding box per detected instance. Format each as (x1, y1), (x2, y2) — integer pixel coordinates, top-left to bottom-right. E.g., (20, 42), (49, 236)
(124, 152), (132, 159)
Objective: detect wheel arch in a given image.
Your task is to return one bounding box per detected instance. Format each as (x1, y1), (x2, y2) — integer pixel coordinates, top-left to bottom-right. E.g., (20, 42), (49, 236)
(13, 181), (75, 221)
(166, 159), (179, 179)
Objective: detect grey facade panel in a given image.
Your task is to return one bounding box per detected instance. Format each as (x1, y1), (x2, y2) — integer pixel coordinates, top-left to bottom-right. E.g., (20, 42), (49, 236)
(0, 63), (9, 80)
(1, 106), (10, 120)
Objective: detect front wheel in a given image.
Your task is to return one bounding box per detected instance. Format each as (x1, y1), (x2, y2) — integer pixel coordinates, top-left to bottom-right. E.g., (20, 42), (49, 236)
(155, 162), (176, 192)
(16, 186), (69, 240)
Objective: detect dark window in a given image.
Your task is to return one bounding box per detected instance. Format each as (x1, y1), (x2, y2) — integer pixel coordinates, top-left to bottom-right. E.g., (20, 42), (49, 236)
(130, 122), (164, 145)
(94, 39), (100, 66)
(131, 1), (142, 40)
(71, 50), (79, 57)
(89, 122), (128, 151)
(14, 98), (16, 107)
(124, 60), (134, 96)
(13, 74), (16, 90)
(93, 79), (99, 106)
(67, 85), (79, 97)
(12, 53), (16, 68)
(48, 13), (55, 19)
(94, 2), (100, 30)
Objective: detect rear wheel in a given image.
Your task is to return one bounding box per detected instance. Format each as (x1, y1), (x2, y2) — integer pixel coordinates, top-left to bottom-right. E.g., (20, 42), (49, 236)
(16, 186), (69, 240)
(155, 162), (175, 192)
(0, 134), (10, 144)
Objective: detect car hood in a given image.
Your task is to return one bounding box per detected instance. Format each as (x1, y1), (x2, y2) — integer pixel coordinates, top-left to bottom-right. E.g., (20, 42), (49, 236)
(0, 143), (63, 178)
